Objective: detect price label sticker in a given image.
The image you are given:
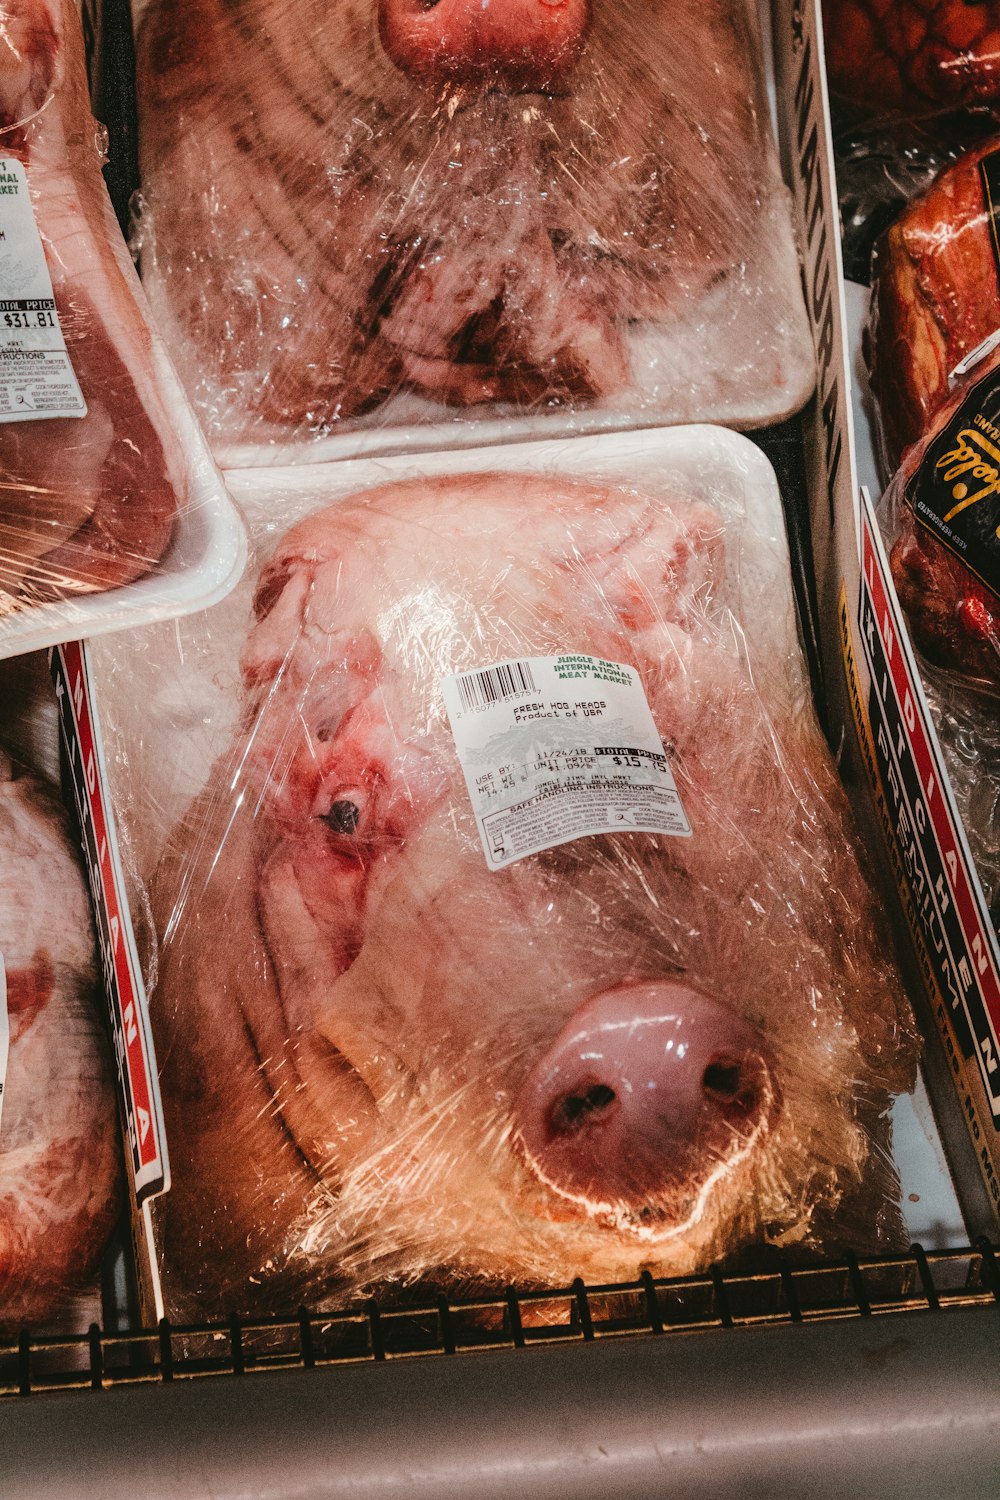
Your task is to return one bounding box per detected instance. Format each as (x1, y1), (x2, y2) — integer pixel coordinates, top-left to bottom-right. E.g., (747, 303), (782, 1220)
(0, 157), (86, 422)
(441, 653), (691, 871)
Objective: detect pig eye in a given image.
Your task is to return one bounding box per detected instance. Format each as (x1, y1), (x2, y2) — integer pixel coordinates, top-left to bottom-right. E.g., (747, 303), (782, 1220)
(317, 788), (370, 838)
(325, 800), (362, 835)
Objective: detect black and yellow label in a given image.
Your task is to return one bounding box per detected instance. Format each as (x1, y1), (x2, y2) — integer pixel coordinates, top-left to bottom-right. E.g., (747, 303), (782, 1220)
(906, 365), (1000, 601)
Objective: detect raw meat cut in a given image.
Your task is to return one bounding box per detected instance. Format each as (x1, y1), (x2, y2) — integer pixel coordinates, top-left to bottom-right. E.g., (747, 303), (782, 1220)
(134, 0), (814, 453)
(0, 754), (120, 1329)
(868, 138), (1000, 474)
(886, 503), (1000, 688)
(823, 0), (1000, 117)
(144, 470), (919, 1314)
(0, 0), (183, 610)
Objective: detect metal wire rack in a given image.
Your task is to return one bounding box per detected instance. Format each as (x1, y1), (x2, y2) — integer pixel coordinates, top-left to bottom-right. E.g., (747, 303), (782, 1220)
(3, 1238), (997, 1401)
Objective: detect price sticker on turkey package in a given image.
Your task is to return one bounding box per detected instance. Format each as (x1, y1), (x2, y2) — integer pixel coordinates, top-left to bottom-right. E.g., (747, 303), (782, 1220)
(441, 654), (691, 871)
(0, 158), (86, 421)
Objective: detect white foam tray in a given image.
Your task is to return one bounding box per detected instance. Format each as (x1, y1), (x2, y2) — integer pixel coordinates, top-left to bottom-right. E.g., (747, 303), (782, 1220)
(132, 0), (815, 472)
(231, 421), (967, 1249)
(0, 330), (247, 662)
(87, 419), (964, 1246)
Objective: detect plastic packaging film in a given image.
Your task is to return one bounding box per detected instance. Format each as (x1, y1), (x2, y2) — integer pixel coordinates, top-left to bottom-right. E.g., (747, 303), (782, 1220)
(867, 137), (1000, 477)
(130, 0), (816, 467)
(876, 343), (1000, 939)
(0, 743), (121, 1332)
(87, 431), (921, 1317)
(823, 1), (1000, 122)
(822, 3), (1000, 279)
(0, 0), (245, 661)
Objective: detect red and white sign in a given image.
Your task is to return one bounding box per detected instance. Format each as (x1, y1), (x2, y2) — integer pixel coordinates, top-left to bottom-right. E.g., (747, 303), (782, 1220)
(50, 640), (168, 1202)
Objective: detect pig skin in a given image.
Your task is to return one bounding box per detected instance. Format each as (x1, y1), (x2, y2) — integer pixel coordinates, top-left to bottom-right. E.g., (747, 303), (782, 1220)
(135, 0), (792, 441)
(868, 138), (1000, 476)
(0, 756), (120, 1329)
(0, 0), (181, 608)
(149, 473), (919, 1315)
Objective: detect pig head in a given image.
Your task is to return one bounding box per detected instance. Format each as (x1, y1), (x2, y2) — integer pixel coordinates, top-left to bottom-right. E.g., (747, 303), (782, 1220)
(151, 474), (919, 1314)
(136, 0), (771, 434)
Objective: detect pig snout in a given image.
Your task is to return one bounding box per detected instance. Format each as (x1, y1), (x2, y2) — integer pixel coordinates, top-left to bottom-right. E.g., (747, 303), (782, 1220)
(377, 0), (589, 94)
(514, 983), (779, 1222)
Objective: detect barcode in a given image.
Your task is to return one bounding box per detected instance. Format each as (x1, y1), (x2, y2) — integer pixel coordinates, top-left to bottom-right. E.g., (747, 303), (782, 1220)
(457, 660), (538, 712)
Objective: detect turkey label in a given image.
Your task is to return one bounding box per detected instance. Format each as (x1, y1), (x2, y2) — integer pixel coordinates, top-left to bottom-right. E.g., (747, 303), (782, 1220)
(0, 158), (85, 422)
(441, 653), (691, 871)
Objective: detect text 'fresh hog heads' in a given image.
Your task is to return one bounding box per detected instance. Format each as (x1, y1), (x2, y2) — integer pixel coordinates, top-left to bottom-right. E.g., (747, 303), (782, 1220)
(148, 472), (919, 1314)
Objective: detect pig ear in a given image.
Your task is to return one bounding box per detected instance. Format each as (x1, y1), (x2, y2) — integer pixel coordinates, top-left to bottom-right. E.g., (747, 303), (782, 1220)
(241, 552), (319, 690)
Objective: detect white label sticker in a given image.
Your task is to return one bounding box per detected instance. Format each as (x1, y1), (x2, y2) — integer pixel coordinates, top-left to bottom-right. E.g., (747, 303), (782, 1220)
(441, 653), (691, 871)
(0, 158), (86, 422)
(0, 955), (8, 1140)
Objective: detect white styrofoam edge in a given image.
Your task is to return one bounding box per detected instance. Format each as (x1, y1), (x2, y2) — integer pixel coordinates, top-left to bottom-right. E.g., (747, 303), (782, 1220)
(0, 486), (247, 661)
(227, 422), (797, 667)
(137, 0), (815, 473)
(0, 130), (248, 662)
(215, 370), (817, 471)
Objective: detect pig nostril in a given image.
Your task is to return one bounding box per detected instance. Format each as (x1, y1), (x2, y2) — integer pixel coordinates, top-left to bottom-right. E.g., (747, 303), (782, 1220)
(547, 1081), (617, 1139)
(701, 1055), (769, 1132)
(702, 1059), (744, 1103)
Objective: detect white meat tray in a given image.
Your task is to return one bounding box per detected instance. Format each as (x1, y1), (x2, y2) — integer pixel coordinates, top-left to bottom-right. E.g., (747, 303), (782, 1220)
(84, 421), (963, 1245)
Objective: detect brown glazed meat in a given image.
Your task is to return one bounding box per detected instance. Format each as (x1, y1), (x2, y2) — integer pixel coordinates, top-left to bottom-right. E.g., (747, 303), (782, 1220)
(148, 473), (918, 1316)
(0, 0), (180, 608)
(135, 0), (792, 439)
(868, 138), (1000, 474)
(0, 756), (120, 1329)
(824, 0), (1000, 116)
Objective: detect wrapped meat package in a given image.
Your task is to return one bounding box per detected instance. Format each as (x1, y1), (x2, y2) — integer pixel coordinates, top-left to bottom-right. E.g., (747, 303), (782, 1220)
(87, 430), (920, 1316)
(0, 746), (121, 1330)
(0, 0), (245, 658)
(131, 0), (815, 465)
(877, 340), (1000, 930)
(823, 1), (1000, 122)
(868, 137), (1000, 475)
(879, 343), (1000, 693)
(821, 3), (1000, 278)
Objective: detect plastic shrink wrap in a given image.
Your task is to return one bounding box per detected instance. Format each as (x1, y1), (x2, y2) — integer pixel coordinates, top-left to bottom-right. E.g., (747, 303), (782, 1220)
(879, 344), (1000, 694)
(0, 0), (245, 660)
(88, 431), (920, 1317)
(0, 743), (121, 1331)
(823, 0), (1000, 121)
(878, 348), (1000, 935)
(131, 0), (815, 465)
(868, 138), (1000, 475)
(822, 3), (1000, 280)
